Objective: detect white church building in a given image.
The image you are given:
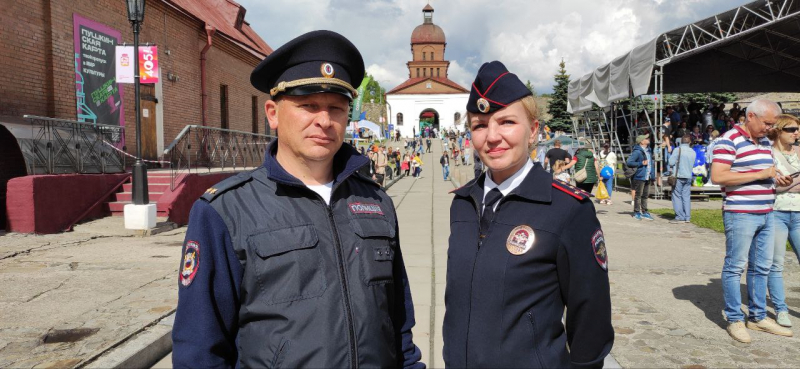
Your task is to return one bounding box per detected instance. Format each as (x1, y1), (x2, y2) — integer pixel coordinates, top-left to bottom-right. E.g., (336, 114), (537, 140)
(386, 4), (469, 138)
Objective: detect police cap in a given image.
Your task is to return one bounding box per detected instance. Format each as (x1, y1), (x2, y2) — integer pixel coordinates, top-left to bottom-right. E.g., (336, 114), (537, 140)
(250, 30), (365, 100)
(467, 61), (532, 114)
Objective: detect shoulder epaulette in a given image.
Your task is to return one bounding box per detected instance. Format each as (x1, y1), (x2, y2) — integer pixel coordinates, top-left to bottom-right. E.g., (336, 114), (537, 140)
(552, 180), (591, 201)
(200, 171), (254, 202)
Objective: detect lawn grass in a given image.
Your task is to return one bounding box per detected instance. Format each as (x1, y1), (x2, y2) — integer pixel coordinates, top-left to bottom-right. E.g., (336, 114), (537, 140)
(651, 208), (794, 251)
(650, 208), (724, 233)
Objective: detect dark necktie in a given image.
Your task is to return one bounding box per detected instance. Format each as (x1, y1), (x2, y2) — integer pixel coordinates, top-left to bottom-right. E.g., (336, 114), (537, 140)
(480, 188), (503, 235)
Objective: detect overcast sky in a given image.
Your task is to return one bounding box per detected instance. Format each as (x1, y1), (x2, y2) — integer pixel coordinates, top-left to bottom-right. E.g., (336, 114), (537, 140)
(237, 0), (744, 93)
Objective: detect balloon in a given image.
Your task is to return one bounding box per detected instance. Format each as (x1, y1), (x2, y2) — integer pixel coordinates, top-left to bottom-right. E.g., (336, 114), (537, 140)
(600, 166), (614, 180)
(693, 145), (707, 167)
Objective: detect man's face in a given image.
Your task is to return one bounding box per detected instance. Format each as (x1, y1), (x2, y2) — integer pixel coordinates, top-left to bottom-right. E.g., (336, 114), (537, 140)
(746, 109), (778, 138)
(265, 93), (350, 163)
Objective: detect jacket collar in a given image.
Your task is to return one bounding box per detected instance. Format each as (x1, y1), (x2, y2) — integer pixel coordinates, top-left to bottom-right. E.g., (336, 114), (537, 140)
(452, 162), (552, 204)
(255, 139), (369, 187)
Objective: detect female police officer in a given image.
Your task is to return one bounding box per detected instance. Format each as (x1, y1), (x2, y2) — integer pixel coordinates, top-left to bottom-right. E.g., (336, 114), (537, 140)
(442, 61), (614, 368)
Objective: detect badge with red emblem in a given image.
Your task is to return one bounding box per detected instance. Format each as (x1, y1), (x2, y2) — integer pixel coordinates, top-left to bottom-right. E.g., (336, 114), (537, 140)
(180, 241), (200, 287)
(592, 229), (608, 271)
(506, 225), (535, 255)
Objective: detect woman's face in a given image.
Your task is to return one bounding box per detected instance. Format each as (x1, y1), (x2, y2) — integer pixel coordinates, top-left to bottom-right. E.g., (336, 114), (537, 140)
(779, 122), (799, 147)
(470, 100), (538, 182)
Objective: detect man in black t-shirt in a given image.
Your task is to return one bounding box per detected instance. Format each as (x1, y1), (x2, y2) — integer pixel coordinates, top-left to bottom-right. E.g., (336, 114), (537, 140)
(545, 139), (571, 173)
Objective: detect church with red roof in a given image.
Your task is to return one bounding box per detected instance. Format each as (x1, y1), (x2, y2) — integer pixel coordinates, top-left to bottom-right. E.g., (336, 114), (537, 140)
(386, 4), (469, 138)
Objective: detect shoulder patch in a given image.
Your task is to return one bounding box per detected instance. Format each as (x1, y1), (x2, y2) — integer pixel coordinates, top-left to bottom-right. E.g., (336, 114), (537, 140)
(180, 240), (200, 287)
(200, 170), (254, 202)
(592, 229), (608, 271)
(552, 180), (590, 201)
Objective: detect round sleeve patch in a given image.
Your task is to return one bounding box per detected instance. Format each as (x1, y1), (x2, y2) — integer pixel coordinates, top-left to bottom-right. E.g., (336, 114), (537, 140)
(180, 241), (200, 287)
(591, 229), (608, 271)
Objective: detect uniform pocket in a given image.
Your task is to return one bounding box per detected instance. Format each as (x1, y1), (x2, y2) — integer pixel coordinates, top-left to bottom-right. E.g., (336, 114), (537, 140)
(248, 224), (327, 304)
(351, 218), (396, 286)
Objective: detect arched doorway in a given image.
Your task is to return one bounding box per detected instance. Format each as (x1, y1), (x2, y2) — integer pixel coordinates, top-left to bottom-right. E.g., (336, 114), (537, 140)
(419, 108), (439, 136)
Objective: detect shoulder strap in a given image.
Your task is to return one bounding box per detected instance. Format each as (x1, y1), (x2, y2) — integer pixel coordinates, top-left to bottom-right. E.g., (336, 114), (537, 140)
(775, 148), (799, 174)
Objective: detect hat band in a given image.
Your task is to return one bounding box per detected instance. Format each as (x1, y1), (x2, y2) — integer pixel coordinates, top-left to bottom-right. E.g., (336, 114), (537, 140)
(270, 77), (358, 97)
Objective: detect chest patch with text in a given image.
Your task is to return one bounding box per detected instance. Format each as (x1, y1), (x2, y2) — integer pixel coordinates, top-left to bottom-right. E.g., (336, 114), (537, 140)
(349, 202), (384, 216)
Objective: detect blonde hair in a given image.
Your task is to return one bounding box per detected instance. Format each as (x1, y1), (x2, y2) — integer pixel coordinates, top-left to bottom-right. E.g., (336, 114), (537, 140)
(553, 159), (566, 172)
(767, 114), (800, 141)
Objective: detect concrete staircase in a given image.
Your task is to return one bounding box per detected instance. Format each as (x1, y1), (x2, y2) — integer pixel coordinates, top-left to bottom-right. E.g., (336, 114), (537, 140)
(107, 171), (171, 217)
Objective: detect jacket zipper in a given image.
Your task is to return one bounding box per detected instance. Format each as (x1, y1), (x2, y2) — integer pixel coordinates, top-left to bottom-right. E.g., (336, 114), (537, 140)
(325, 205), (358, 368)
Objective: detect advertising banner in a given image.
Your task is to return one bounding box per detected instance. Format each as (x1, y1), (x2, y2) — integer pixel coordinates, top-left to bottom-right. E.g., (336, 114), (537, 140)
(115, 46), (134, 83)
(350, 76), (371, 122)
(73, 14), (124, 130)
(139, 46), (159, 83)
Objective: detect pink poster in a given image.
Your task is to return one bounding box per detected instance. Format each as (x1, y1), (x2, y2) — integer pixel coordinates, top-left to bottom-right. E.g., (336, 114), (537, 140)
(139, 46), (159, 84)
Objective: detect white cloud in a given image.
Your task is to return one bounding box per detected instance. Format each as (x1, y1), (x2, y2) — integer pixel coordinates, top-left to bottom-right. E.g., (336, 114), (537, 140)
(237, 0), (744, 92)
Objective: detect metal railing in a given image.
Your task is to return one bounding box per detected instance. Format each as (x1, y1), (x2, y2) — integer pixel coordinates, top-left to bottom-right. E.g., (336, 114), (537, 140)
(163, 125), (275, 190)
(19, 115), (126, 174)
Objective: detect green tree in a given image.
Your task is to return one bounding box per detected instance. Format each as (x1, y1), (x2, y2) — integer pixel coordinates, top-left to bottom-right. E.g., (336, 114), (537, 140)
(363, 75), (385, 104)
(547, 59), (572, 132)
(525, 80), (537, 98)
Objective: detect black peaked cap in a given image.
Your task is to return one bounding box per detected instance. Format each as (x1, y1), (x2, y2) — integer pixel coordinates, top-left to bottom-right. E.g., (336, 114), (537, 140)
(467, 61), (532, 114)
(250, 30), (365, 100)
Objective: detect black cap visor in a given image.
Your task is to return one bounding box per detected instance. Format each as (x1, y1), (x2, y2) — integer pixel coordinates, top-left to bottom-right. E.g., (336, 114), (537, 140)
(279, 84), (354, 100)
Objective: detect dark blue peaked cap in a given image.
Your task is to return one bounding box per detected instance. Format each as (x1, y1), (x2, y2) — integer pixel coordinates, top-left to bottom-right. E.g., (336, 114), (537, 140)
(251, 30), (365, 100)
(467, 61), (532, 114)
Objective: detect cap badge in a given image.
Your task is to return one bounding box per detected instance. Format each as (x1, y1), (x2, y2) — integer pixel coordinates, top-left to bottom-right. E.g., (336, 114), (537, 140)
(477, 98), (490, 113)
(592, 229), (608, 271)
(506, 225), (535, 255)
(321, 62), (335, 78)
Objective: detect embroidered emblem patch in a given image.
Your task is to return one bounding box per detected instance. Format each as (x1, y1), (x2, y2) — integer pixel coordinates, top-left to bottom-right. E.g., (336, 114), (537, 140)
(349, 202), (384, 215)
(477, 98), (490, 113)
(321, 62), (335, 78)
(592, 229), (608, 271)
(180, 241), (200, 287)
(506, 225), (535, 255)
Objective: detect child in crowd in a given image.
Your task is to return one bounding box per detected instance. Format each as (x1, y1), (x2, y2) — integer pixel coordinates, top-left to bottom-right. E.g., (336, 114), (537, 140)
(553, 159), (571, 183)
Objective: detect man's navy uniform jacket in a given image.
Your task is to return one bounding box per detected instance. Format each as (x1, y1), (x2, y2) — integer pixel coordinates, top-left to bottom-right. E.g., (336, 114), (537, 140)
(443, 163), (614, 368)
(172, 141), (424, 368)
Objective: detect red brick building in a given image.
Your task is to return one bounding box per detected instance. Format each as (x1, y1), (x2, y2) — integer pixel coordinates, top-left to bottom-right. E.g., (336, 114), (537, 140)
(0, 0), (273, 158)
(0, 0), (273, 229)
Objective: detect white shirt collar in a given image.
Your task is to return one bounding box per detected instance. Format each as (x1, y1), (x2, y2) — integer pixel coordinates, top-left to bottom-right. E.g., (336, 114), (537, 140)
(484, 159), (534, 201)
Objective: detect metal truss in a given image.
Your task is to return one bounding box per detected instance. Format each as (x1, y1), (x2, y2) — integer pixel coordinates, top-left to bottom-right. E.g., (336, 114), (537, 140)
(21, 115), (126, 175)
(658, 0), (800, 66)
(163, 125), (275, 190)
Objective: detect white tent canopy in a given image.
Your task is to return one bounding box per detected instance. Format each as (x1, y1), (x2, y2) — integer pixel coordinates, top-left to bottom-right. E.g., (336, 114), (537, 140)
(347, 120), (383, 138)
(568, 0), (800, 114)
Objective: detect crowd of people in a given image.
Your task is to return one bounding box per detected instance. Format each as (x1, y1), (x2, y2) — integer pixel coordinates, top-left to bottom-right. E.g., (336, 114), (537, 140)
(357, 128), (474, 185)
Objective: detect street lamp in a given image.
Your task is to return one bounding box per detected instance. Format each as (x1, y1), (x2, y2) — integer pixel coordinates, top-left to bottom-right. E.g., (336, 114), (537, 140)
(126, 0), (148, 205)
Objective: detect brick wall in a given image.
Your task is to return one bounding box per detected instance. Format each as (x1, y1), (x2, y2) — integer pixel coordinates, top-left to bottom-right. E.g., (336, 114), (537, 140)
(0, 0), (268, 158)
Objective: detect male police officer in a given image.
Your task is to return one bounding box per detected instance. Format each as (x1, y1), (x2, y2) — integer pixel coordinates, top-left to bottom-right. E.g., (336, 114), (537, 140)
(172, 30), (424, 368)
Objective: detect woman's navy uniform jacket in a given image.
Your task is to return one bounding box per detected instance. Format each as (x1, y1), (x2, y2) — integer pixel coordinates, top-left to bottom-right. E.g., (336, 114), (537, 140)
(172, 141), (424, 368)
(443, 163), (614, 368)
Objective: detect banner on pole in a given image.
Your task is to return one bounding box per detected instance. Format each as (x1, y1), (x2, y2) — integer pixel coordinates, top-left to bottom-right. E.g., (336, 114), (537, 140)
(139, 46), (159, 83)
(115, 46), (134, 83)
(72, 14), (124, 131)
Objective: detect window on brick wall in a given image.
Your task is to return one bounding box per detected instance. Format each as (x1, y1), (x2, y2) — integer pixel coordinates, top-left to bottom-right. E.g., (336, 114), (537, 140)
(220, 85), (229, 129)
(437, 68), (440, 77)
(422, 52), (426, 61)
(251, 96), (259, 133)
(416, 68), (420, 77)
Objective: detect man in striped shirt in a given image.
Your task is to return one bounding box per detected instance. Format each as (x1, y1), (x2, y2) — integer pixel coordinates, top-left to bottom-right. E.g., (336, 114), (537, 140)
(711, 99), (793, 343)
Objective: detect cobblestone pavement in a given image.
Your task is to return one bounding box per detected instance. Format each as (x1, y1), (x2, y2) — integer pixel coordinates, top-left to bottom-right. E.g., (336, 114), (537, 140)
(0, 219), (184, 368)
(599, 192), (800, 368)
